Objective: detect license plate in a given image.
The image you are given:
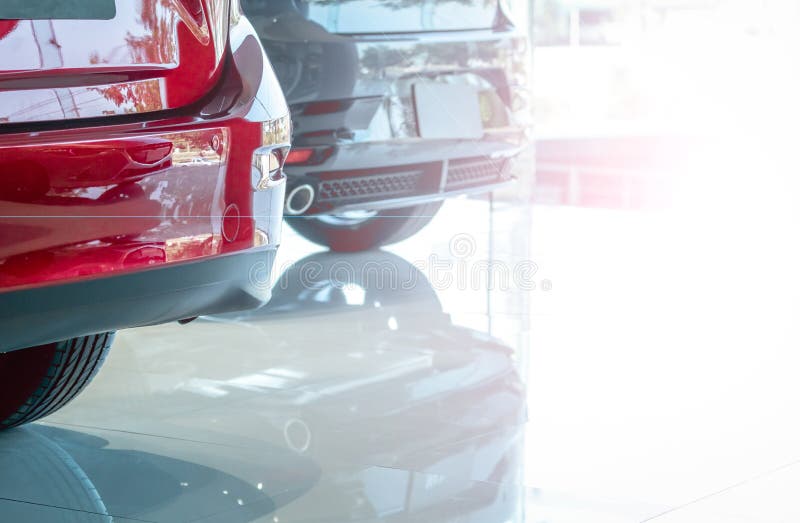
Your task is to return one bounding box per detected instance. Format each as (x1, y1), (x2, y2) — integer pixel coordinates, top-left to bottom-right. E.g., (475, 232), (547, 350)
(413, 83), (483, 140)
(0, 0), (116, 20)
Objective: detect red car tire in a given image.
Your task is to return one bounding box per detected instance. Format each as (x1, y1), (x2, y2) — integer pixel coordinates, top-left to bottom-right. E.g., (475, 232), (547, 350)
(287, 201), (443, 252)
(0, 333), (114, 430)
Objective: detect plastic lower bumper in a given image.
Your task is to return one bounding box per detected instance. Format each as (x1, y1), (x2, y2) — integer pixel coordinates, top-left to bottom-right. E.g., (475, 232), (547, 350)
(0, 247), (277, 352)
(284, 140), (524, 214)
(330, 178), (515, 214)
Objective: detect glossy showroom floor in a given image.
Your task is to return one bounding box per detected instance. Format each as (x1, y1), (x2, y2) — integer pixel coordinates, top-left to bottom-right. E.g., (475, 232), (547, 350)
(3, 147), (800, 522)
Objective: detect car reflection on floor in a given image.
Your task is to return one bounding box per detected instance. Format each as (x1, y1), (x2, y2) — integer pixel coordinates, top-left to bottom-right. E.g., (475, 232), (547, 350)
(0, 425), (319, 523)
(0, 247), (528, 522)
(206, 251), (528, 520)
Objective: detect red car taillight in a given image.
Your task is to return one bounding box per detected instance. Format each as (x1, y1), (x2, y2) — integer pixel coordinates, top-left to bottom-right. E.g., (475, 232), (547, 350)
(285, 147), (334, 166)
(285, 148), (314, 165)
(302, 100), (353, 116)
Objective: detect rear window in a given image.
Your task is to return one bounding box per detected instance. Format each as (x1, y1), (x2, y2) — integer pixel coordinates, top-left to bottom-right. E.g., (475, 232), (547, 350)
(0, 0), (116, 20)
(244, 0), (498, 34)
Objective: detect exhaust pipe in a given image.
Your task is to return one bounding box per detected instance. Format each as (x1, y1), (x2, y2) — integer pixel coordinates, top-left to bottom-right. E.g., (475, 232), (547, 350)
(285, 184), (314, 215)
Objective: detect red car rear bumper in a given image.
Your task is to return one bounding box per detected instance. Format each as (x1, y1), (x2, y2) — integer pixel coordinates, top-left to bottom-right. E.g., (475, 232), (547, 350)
(0, 20), (289, 351)
(0, 119), (283, 290)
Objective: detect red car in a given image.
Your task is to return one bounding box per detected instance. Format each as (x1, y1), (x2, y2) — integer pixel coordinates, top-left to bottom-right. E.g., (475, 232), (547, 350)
(0, 1), (290, 428)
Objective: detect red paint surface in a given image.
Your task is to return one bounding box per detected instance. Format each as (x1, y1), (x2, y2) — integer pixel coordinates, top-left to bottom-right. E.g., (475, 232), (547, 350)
(0, 118), (261, 290)
(0, 4), (287, 292)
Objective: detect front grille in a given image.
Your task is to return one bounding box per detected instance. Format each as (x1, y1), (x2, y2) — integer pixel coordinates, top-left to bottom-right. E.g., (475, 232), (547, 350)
(317, 170), (423, 202)
(445, 157), (509, 189)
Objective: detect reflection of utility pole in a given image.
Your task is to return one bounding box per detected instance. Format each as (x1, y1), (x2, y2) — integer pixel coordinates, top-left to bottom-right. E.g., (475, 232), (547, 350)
(325, 3), (340, 33)
(421, 0), (434, 30)
(487, 191), (494, 336)
(569, 6), (580, 46)
(31, 20), (79, 118)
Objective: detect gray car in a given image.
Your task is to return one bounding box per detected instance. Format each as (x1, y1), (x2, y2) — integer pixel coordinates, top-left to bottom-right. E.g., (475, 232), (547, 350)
(243, 0), (532, 250)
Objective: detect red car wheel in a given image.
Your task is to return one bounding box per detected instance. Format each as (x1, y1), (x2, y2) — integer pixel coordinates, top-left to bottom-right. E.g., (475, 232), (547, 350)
(0, 333), (114, 430)
(287, 201), (443, 252)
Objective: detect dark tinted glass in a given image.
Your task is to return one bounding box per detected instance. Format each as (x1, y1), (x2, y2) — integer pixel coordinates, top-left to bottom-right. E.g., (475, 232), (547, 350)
(243, 0), (498, 33)
(0, 0), (116, 20)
